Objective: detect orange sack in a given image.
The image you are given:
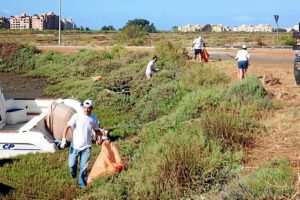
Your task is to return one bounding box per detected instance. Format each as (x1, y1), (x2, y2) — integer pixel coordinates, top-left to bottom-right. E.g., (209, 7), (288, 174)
(87, 141), (123, 184)
(201, 49), (209, 62)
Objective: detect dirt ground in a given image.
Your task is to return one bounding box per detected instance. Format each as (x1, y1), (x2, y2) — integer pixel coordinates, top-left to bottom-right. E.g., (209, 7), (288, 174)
(221, 48), (300, 173)
(1, 47), (299, 174)
(0, 73), (47, 98)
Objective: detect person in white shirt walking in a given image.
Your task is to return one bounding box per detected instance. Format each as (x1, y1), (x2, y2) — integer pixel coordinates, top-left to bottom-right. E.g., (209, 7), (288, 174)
(192, 36), (206, 61)
(235, 45), (250, 81)
(145, 55), (158, 79)
(60, 99), (103, 188)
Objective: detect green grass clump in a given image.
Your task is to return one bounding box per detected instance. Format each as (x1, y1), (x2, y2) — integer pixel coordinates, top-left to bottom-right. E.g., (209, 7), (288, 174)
(224, 159), (295, 200)
(179, 63), (229, 91)
(134, 81), (186, 123)
(224, 76), (271, 107)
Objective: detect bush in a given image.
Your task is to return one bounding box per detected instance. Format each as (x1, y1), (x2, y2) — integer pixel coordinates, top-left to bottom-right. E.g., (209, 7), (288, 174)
(224, 76), (273, 109)
(171, 87), (222, 123)
(121, 25), (148, 46)
(201, 109), (259, 149)
(179, 63), (229, 91)
(134, 81), (185, 123)
(225, 159), (295, 200)
(154, 39), (186, 65)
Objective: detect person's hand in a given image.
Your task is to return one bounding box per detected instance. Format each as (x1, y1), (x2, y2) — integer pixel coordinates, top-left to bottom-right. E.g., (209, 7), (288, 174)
(96, 135), (103, 145)
(60, 138), (66, 149)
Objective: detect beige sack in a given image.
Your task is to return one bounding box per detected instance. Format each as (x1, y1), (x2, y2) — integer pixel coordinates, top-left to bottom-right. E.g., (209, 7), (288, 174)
(45, 102), (76, 142)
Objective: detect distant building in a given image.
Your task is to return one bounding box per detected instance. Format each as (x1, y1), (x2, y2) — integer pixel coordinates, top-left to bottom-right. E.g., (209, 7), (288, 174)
(178, 24), (202, 32)
(32, 14), (46, 30)
(62, 18), (75, 30)
(9, 13), (31, 30)
(41, 12), (59, 30)
(0, 17), (10, 29)
(211, 24), (231, 32)
(254, 24), (272, 32)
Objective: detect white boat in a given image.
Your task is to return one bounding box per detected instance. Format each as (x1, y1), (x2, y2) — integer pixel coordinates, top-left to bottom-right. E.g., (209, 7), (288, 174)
(0, 87), (82, 159)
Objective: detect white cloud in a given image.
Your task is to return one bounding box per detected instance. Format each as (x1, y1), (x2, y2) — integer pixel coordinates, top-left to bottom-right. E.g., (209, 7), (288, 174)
(2, 9), (10, 14)
(232, 15), (256, 23)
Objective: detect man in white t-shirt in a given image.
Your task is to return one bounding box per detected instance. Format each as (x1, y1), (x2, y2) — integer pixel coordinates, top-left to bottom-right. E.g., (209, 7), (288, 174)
(60, 99), (102, 188)
(192, 36), (205, 61)
(145, 55), (158, 79)
(235, 44), (250, 81)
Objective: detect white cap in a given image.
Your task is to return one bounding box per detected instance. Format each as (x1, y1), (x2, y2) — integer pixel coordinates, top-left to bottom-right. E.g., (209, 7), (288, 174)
(242, 44), (247, 49)
(83, 99), (94, 108)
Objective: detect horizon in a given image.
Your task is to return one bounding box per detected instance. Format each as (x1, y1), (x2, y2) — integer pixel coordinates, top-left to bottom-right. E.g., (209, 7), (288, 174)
(1, 0), (299, 30)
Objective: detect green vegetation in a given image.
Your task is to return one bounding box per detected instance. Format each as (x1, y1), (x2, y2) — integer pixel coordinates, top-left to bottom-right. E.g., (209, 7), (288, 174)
(0, 41), (296, 199)
(225, 159), (295, 200)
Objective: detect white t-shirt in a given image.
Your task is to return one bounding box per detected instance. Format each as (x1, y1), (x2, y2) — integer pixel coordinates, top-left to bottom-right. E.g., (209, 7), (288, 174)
(235, 49), (250, 61)
(68, 113), (99, 150)
(193, 37), (205, 49)
(146, 60), (155, 75)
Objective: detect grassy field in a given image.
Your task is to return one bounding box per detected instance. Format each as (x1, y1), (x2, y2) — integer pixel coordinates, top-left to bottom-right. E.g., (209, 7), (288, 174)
(0, 29), (296, 47)
(0, 39), (297, 199)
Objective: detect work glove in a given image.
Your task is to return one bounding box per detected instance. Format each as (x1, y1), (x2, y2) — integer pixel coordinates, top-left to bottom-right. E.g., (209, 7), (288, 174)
(60, 138), (66, 149)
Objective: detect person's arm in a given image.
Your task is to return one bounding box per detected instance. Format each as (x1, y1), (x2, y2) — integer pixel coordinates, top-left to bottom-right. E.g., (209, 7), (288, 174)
(94, 129), (103, 145)
(60, 125), (72, 149)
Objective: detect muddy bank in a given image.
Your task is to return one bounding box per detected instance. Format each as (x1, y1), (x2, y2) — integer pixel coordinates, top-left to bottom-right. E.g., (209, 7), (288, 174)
(0, 73), (47, 98)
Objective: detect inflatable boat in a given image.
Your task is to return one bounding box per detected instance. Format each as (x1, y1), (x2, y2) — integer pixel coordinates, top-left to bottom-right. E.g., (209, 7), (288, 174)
(0, 87), (82, 159)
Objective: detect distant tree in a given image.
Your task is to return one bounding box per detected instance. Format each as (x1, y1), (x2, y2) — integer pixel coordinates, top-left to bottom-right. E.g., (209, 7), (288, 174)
(123, 18), (156, 33)
(202, 24), (212, 32)
(80, 26), (84, 31)
(101, 25), (115, 31)
(85, 27), (90, 31)
(172, 26), (178, 31)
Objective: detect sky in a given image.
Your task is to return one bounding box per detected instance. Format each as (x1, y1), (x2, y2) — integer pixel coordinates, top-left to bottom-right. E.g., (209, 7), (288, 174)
(0, 0), (299, 30)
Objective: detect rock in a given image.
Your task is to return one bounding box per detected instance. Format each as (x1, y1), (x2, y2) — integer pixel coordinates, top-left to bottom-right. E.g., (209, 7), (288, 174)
(260, 75), (281, 86)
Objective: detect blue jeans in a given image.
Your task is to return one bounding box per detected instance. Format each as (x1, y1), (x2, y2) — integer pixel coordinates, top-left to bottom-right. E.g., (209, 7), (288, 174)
(68, 146), (91, 188)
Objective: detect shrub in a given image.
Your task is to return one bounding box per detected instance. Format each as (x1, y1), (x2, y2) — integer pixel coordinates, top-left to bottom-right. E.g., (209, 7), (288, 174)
(121, 25), (148, 46)
(154, 39), (185, 65)
(201, 109), (260, 149)
(225, 159), (295, 200)
(224, 75), (273, 109)
(171, 87), (223, 123)
(134, 81), (185, 123)
(179, 63), (229, 91)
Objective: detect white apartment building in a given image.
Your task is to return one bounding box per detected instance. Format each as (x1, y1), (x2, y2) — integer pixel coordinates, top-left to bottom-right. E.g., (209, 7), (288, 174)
(232, 24), (272, 32)
(62, 18), (75, 30)
(9, 13), (31, 29)
(178, 24), (202, 32)
(211, 24), (231, 32)
(254, 24), (272, 32)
